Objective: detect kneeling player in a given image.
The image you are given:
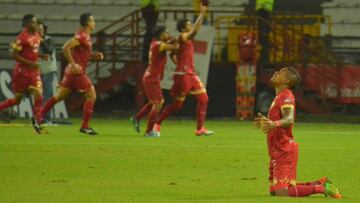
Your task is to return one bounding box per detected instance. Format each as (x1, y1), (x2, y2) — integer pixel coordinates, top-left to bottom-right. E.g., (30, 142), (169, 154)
(131, 26), (179, 137)
(40, 13), (103, 135)
(254, 67), (341, 198)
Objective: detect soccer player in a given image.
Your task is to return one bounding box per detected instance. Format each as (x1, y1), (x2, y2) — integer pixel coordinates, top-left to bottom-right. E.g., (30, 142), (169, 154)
(0, 14), (44, 133)
(131, 26), (179, 137)
(254, 67), (342, 198)
(40, 13), (103, 135)
(153, 3), (213, 136)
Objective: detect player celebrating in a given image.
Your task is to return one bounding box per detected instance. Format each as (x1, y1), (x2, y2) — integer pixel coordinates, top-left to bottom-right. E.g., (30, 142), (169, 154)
(254, 67), (341, 198)
(153, 3), (213, 136)
(40, 13), (103, 135)
(0, 14), (44, 133)
(131, 26), (179, 137)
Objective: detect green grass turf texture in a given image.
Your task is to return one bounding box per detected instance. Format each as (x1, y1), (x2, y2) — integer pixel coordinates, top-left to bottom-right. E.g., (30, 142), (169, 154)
(0, 119), (359, 203)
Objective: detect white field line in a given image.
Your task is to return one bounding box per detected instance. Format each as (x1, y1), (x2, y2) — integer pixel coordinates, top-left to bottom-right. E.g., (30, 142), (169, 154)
(0, 141), (355, 151)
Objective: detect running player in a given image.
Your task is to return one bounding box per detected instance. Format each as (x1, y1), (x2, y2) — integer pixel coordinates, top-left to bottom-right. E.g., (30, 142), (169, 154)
(254, 67), (341, 198)
(0, 14), (44, 133)
(131, 26), (179, 137)
(40, 13), (103, 135)
(153, 3), (213, 136)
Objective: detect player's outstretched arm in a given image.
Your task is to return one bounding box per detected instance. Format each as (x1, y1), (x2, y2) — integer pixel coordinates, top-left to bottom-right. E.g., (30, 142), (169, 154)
(63, 38), (82, 74)
(181, 3), (207, 42)
(10, 42), (39, 69)
(159, 41), (179, 52)
(91, 51), (104, 61)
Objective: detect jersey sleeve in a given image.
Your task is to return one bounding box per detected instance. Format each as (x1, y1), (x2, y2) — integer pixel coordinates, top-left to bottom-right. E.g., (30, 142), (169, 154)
(278, 94), (295, 110)
(14, 33), (26, 51)
(75, 32), (87, 45)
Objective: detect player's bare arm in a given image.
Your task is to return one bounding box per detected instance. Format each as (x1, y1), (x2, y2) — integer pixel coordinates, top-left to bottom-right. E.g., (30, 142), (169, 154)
(91, 51), (104, 61)
(254, 106), (295, 134)
(63, 37), (82, 74)
(10, 42), (39, 69)
(169, 51), (177, 65)
(180, 4), (207, 42)
(159, 41), (179, 52)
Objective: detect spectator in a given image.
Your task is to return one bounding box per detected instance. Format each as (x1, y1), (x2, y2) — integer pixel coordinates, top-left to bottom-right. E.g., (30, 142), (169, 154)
(141, 0), (160, 64)
(38, 21), (57, 123)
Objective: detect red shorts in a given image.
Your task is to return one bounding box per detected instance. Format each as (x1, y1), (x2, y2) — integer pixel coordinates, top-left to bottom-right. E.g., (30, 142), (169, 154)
(60, 73), (93, 93)
(12, 69), (42, 93)
(143, 80), (164, 104)
(170, 74), (206, 99)
(269, 142), (298, 191)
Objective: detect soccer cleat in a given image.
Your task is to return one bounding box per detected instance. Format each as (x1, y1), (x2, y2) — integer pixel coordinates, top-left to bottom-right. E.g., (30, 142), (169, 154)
(153, 123), (161, 133)
(130, 117), (140, 133)
(324, 182), (342, 199)
(144, 131), (160, 137)
(318, 177), (332, 185)
(195, 127), (214, 136)
(31, 117), (42, 134)
(80, 127), (98, 135)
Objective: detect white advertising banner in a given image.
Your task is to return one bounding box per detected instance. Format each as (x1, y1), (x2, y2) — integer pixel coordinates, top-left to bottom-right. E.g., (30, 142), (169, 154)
(161, 20), (215, 90)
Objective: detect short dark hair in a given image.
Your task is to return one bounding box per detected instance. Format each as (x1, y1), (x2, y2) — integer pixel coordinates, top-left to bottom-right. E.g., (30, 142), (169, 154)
(154, 26), (167, 39)
(37, 20), (48, 34)
(176, 19), (189, 32)
(22, 14), (34, 27)
(80, 13), (91, 27)
(287, 67), (301, 89)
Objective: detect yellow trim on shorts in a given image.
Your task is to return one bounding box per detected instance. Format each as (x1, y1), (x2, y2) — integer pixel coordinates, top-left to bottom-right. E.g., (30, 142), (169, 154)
(175, 96), (186, 101)
(189, 88), (206, 95)
(280, 104), (294, 110)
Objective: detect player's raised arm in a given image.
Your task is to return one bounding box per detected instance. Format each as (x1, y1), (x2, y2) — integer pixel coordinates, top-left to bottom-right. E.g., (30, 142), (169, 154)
(63, 37), (81, 74)
(180, 3), (207, 42)
(10, 42), (39, 69)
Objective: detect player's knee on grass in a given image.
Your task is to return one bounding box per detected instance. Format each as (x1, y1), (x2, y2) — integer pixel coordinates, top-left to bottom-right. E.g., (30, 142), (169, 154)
(274, 188), (289, 196)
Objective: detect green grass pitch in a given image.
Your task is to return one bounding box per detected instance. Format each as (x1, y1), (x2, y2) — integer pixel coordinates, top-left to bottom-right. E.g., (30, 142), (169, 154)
(0, 119), (359, 203)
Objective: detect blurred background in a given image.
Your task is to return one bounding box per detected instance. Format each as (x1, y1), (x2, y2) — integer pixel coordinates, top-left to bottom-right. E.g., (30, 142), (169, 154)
(0, 0), (359, 122)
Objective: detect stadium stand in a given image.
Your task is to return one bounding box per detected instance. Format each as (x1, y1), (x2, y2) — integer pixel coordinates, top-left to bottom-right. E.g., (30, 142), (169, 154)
(320, 0), (360, 63)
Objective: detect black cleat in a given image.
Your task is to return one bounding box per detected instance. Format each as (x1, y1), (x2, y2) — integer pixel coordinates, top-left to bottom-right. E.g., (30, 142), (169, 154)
(80, 127), (98, 135)
(31, 118), (42, 134)
(130, 117), (140, 133)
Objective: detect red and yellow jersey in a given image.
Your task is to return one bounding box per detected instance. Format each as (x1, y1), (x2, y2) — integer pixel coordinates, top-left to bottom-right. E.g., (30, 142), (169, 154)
(175, 38), (195, 75)
(267, 89), (296, 157)
(72, 29), (92, 71)
(14, 28), (41, 76)
(143, 40), (167, 82)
